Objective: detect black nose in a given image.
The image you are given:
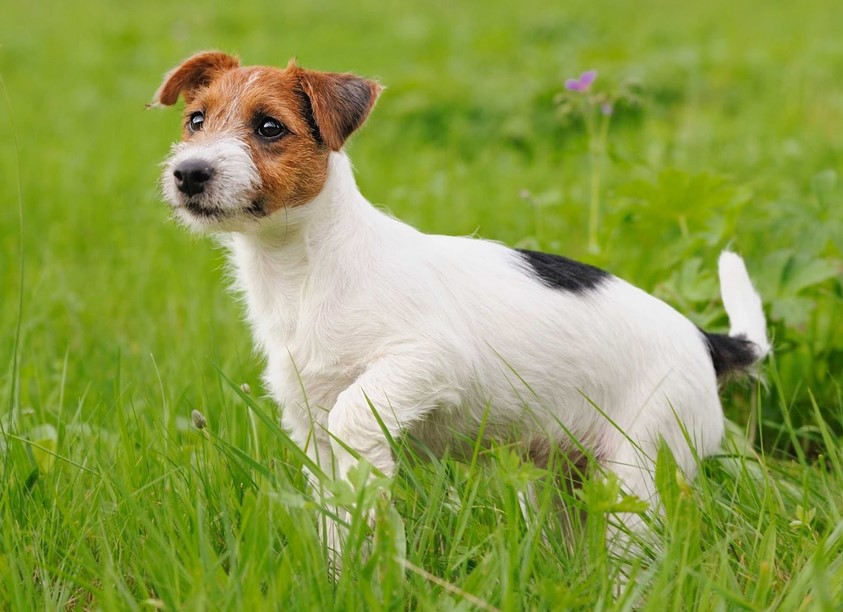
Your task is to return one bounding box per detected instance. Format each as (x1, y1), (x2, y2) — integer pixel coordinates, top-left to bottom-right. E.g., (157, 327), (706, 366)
(173, 160), (214, 196)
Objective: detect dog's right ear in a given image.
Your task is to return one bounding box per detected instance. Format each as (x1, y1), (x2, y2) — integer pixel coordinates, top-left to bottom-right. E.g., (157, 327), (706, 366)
(150, 51), (240, 107)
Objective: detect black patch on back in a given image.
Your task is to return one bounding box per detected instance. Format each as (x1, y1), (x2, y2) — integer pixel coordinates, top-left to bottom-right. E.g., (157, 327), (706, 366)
(517, 249), (610, 294)
(703, 332), (758, 378)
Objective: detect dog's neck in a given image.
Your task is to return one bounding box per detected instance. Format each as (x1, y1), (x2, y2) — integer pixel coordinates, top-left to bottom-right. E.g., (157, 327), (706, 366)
(224, 152), (383, 353)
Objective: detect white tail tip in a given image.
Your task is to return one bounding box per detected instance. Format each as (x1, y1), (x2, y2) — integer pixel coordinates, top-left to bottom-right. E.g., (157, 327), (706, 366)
(718, 251), (771, 358)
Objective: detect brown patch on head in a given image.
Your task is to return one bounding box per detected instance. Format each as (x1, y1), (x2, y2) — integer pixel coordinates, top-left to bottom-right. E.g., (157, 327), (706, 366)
(152, 51), (241, 107)
(186, 65), (331, 212)
(153, 54), (382, 215)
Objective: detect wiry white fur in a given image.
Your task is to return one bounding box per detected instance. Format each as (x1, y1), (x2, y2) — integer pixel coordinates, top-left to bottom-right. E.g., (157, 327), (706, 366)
(162, 137), (261, 232)
(166, 149), (768, 565)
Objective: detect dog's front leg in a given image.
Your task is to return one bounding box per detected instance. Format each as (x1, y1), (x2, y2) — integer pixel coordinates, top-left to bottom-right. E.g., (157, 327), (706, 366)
(282, 412), (348, 575)
(328, 355), (444, 481)
(323, 354), (448, 554)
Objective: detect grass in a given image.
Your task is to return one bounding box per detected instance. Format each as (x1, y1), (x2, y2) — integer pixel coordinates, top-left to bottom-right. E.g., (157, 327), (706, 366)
(2, 0), (843, 608)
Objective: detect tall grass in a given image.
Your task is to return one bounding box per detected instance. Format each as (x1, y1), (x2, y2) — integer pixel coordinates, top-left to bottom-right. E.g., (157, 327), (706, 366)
(1, 362), (841, 608)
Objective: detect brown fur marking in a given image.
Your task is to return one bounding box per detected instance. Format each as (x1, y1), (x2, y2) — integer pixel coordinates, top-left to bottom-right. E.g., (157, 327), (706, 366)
(153, 51), (241, 106)
(154, 52), (381, 211)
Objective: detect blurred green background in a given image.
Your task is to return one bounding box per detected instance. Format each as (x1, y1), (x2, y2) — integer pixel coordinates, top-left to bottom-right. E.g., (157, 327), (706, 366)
(2, 0), (842, 451)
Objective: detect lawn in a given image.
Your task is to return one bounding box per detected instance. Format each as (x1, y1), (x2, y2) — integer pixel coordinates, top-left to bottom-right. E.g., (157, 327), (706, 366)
(2, 0), (843, 608)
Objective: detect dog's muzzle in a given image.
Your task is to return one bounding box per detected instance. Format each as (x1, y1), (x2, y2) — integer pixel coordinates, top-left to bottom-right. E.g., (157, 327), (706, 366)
(162, 137), (262, 230)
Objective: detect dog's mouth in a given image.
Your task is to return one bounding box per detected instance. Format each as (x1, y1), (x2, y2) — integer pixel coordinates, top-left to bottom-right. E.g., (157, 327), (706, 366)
(245, 198), (267, 217)
(178, 196), (267, 220)
(182, 198), (224, 219)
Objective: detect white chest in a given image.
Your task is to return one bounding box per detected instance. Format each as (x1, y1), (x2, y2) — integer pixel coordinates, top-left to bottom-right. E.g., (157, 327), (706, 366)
(229, 236), (363, 413)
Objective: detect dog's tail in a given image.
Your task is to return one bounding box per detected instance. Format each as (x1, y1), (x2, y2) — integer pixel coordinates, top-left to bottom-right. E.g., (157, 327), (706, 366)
(703, 251), (771, 379)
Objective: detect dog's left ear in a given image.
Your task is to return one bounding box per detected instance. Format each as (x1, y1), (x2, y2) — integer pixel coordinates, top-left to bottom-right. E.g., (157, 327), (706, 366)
(150, 51), (240, 107)
(298, 68), (382, 151)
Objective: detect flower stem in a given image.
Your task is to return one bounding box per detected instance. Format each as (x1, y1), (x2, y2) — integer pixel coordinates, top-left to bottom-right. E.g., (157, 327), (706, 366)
(587, 106), (612, 254)
(588, 149), (600, 254)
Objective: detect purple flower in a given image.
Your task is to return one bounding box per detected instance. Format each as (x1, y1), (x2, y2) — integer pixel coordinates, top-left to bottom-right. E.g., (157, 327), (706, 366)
(565, 70), (597, 92)
(600, 101), (613, 116)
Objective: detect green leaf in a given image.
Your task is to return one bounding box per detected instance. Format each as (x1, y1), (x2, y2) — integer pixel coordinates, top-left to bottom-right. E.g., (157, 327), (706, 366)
(576, 473), (649, 514)
(751, 524), (777, 608)
(770, 296), (815, 328)
(28, 423), (58, 474)
(655, 439), (680, 520)
(781, 258), (840, 295)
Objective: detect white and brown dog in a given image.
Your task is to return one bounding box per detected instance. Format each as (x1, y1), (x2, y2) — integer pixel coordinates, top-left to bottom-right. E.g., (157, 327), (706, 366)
(152, 52), (769, 564)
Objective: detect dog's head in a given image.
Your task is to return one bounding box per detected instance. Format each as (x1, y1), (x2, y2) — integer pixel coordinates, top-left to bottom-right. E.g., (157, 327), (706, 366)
(151, 52), (381, 232)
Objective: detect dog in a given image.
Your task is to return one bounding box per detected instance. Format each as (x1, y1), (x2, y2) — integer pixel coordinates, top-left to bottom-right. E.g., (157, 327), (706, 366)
(152, 51), (770, 568)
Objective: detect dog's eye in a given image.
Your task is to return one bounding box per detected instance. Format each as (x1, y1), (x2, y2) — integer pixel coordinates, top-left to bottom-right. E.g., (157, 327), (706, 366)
(188, 111), (205, 133)
(256, 117), (286, 140)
